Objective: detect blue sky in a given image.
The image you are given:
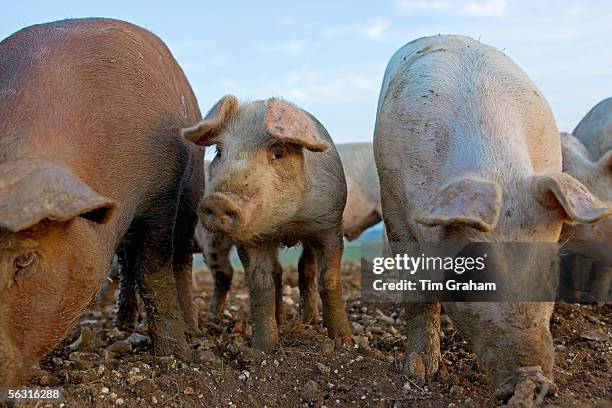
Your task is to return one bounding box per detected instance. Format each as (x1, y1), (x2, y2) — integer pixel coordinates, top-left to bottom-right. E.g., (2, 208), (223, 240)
(2, 1), (611, 143)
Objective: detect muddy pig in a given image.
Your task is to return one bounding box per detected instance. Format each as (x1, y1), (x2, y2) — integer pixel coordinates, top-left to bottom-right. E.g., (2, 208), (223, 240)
(338, 143), (382, 241)
(374, 35), (611, 403)
(559, 117), (612, 301)
(0, 18), (203, 386)
(183, 96), (351, 351)
(197, 143), (382, 316)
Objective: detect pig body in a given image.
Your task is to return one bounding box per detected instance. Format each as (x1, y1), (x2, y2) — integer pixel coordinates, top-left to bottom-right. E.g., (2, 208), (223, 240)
(374, 35), (610, 400)
(197, 143), (381, 316)
(0, 18), (202, 386)
(560, 102), (612, 301)
(183, 97), (351, 351)
(338, 143), (382, 241)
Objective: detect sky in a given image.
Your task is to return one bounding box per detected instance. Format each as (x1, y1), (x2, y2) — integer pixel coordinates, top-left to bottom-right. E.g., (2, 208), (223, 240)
(2, 0), (611, 143)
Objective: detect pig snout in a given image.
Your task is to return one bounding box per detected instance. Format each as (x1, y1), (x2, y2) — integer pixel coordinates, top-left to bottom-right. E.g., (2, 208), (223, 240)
(199, 192), (249, 236)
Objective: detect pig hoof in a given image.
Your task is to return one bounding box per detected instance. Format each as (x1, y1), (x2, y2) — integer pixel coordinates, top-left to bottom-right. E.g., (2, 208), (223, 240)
(495, 366), (556, 407)
(334, 335), (354, 348)
(152, 336), (192, 361)
(251, 339), (278, 354)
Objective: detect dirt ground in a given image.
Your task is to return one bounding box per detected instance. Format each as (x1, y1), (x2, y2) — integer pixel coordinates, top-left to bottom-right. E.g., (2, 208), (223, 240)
(23, 261), (612, 408)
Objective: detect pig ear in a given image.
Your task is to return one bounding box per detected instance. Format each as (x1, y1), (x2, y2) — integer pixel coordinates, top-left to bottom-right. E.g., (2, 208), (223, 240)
(0, 161), (117, 232)
(598, 149), (612, 170)
(416, 178), (502, 232)
(264, 99), (329, 152)
(534, 172), (611, 224)
(182, 95), (239, 146)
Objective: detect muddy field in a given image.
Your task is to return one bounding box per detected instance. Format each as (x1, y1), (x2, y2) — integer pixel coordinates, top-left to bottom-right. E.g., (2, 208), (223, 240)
(23, 261), (612, 408)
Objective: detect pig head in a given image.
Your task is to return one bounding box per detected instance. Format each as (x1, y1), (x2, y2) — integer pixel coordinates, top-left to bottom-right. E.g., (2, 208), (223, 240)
(561, 132), (612, 246)
(183, 96), (334, 243)
(0, 160), (116, 386)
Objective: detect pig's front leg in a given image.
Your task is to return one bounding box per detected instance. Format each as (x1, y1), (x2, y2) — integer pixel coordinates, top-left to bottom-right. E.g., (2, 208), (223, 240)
(315, 233), (351, 342)
(298, 245), (319, 323)
(403, 303), (441, 381)
(238, 245), (279, 352)
(114, 247), (139, 331)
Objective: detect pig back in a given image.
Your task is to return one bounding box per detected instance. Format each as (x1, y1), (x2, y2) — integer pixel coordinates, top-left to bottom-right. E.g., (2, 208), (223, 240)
(573, 97), (612, 160)
(374, 35), (560, 233)
(0, 18), (201, 232)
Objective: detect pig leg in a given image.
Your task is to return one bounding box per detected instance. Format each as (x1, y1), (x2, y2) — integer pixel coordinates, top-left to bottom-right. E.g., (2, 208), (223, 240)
(403, 303), (441, 380)
(132, 220), (191, 359)
(238, 244), (279, 352)
(173, 238), (199, 336)
(298, 245), (319, 323)
(173, 197), (200, 336)
(114, 247), (139, 331)
(273, 259), (285, 325)
(315, 233), (351, 342)
(97, 255), (120, 304)
(202, 231), (234, 316)
(385, 223), (442, 379)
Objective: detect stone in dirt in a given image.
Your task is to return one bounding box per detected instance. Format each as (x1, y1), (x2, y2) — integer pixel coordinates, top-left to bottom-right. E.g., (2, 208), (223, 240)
(68, 327), (94, 351)
(301, 379), (322, 403)
(580, 330), (609, 342)
(106, 340), (132, 355)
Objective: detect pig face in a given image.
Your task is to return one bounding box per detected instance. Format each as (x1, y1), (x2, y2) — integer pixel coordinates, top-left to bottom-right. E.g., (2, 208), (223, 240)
(0, 160), (115, 386)
(561, 132), (612, 242)
(183, 96), (329, 242)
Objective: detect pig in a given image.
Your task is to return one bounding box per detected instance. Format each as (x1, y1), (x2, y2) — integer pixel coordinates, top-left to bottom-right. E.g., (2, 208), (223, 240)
(374, 35), (611, 402)
(0, 18), (203, 386)
(182, 96), (351, 351)
(194, 223), (235, 316)
(197, 143), (381, 316)
(338, 143), (382, 241)
(559, 121), (612, 301)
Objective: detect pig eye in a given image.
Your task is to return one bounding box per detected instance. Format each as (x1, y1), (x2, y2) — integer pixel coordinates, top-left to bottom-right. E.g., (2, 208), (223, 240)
(14, 252), (36, 272)
(270, 144), (285, 161)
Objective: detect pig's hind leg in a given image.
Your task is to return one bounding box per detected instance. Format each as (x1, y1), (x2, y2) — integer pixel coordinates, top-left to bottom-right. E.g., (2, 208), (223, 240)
(114, 246), (139, 331)
(173, 196), (201, 337)
(202, 231), (235, 316)
(273, 258), (285, 325)
(130, 216), (191, 360)
(298, 244), (319, 324)
(314, 233), (351, 343)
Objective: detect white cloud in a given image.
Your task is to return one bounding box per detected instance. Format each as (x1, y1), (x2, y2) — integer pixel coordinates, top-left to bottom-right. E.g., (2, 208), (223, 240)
(363, 18), (391, 39)
(272, 70), (379, 104)
(395, 0), (507, 16)
(395, 0), (450, 13)
(462, 0), (507, 16)
(258, 40), (311, 57)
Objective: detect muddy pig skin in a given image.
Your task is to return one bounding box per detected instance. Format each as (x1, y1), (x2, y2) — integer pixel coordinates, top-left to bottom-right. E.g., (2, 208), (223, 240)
(196, 143), (381, 316)
(0, 18), (203, 386)
(183, 96), (351, 351)
(338, 143), (382, 241)
(559, 101), (612, 301)
(374, 35), (611, 400)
